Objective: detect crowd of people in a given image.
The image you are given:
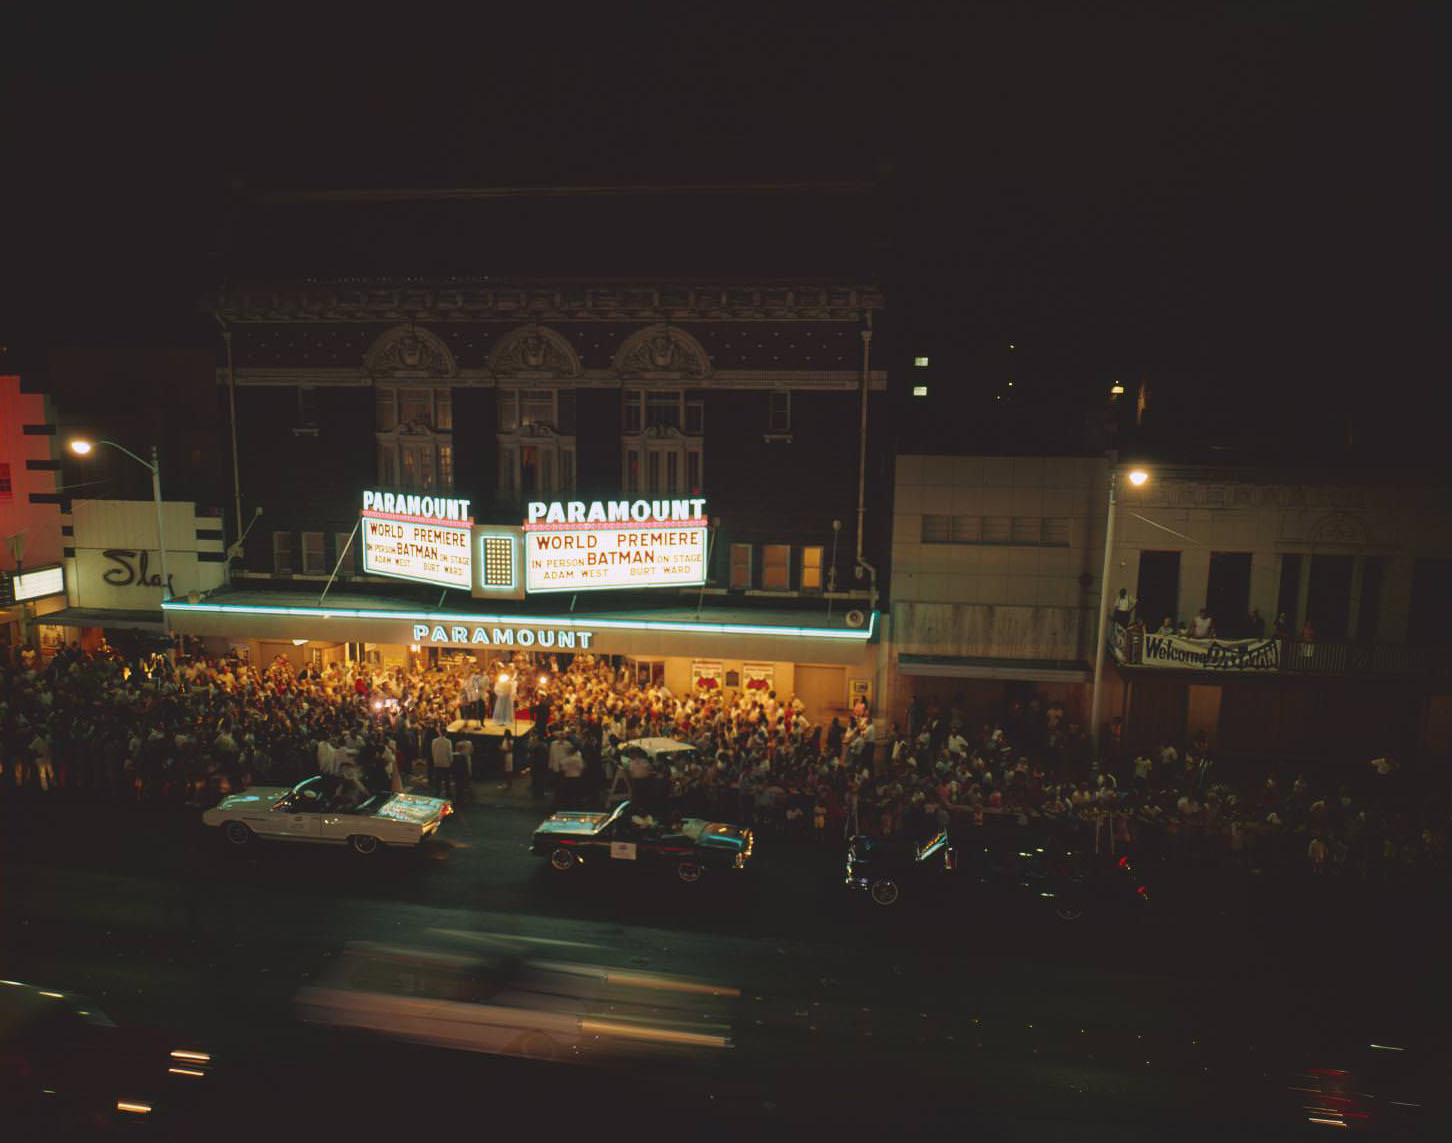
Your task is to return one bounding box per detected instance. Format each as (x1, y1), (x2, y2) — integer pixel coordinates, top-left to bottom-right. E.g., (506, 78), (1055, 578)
(1, 642), (1445, 883)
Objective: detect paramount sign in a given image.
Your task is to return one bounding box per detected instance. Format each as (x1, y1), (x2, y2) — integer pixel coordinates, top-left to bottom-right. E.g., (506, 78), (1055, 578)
(522, 497), (708, 594)
(1138, 634), (1281, 672)
(411, 623), (594, 649)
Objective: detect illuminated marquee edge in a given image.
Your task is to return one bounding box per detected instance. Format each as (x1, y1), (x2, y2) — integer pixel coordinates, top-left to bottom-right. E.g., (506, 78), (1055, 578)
(161, 600), (878, 641)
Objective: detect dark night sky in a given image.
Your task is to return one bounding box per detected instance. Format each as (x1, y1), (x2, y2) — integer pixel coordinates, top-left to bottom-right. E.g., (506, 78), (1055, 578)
(1, 2), (1443, 462)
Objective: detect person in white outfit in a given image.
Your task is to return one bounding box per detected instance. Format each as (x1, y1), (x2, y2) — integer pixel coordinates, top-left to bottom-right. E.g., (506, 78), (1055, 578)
(493, 671), (517, 725)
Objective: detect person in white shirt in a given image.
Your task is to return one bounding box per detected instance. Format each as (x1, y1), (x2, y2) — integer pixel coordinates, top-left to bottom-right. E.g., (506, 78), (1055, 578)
(946, 730), (969, 759)
(1189, 608), (1215, 639)
(453, 736), (474, 802)
(429, 727), (455, 798)
(316, 736), (338, 776)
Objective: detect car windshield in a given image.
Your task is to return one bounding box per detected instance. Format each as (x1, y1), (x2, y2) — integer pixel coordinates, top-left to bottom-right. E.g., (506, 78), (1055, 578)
(288, 776), (385, 814)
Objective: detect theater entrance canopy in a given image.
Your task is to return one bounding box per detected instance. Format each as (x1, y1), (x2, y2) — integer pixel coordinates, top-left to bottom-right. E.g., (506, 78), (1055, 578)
(162, 590), (878, 666)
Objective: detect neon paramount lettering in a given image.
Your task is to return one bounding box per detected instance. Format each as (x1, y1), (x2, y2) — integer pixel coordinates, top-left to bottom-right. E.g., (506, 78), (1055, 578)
(412, 624), (591, 649)
(526, 498), (707, 525)
(362, 490), (472, 522)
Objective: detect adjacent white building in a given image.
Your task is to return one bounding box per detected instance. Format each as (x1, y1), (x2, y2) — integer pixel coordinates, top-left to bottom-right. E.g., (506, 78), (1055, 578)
(886, 455), (1452, 765)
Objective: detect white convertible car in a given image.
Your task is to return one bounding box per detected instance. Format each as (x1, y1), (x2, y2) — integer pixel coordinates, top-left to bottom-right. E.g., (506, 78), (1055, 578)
(202, 775), (452, 855)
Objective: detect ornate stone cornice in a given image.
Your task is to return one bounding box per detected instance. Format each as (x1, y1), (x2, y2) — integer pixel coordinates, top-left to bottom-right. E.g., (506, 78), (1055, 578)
(363, 324), (456, 379)
(612, 324), (711, 380)
(214, 279), (884, 323)
(487, 324), (581, 379)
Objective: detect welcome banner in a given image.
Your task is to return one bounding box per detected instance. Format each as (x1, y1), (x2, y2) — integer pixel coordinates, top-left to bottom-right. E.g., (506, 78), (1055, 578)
(1137, 633), (1281, 671)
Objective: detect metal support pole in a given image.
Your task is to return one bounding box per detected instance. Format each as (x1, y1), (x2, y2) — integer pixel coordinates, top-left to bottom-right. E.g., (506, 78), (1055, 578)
(151, 446), (170, 606)
(1089, 467), (1119, 765)
(220, 321), (244, 554)
(854, 314), (873, 572)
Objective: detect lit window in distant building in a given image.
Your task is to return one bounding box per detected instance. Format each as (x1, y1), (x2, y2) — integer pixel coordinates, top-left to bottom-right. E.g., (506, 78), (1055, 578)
(914, 356), (929, 367)
(912, 385), (928, 397)
(762, 545), (790, 590)
(800, 546), (823, 591)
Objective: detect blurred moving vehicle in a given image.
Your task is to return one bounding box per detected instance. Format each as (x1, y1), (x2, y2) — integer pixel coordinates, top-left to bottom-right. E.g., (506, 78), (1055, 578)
(295, 940), (736, 1063)
(531, 798), (753, 883)
(0, 979), (214, 1137)
(203, 774), (452, 854)
(1288, 1035), (1450, 1136)
(845, 823), (1150, 921)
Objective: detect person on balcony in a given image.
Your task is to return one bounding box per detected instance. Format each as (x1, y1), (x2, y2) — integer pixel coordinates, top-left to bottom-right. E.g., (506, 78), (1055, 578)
(1299, 618), (1316, 643)
(1189, 608), (1215, 639)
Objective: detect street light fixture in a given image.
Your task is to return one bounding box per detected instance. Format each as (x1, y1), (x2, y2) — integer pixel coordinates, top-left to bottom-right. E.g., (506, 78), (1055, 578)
(68, 438), (171, 609)
(1089, 461), (1149, 763)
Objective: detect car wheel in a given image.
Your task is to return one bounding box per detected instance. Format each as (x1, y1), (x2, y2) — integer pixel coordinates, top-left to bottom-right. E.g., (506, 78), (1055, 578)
(869, 878), (901, 907)
(348, 834), (380, 856)
(549, 847), (580, 872)
(676, 860), (703, 884)
(222, 821), (253, 847)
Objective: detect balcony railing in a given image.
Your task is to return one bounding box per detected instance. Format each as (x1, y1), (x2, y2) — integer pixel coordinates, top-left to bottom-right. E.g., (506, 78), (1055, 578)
(1112, 628), (1446, 677)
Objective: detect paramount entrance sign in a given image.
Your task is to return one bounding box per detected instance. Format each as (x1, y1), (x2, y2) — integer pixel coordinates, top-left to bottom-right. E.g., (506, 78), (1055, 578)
(361, 491), (473, 590)
(523, 498), (708, 594)
(526, 498), (706, 525)
(1139, 634), (1281, 671)
(411, 622), (594, 649)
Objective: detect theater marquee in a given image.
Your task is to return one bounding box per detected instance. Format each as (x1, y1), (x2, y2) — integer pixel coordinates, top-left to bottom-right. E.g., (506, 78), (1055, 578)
(360, 491), (473, 590)
(523, 498), (708, 594)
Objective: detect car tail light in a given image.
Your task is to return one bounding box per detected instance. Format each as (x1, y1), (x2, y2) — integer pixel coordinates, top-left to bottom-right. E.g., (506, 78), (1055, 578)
(1136, 885), (1149, 900)
(442, 802), (455, 817)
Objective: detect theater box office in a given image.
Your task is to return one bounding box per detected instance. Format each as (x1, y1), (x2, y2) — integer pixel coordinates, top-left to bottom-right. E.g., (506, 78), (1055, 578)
(164, 594), (882, 730)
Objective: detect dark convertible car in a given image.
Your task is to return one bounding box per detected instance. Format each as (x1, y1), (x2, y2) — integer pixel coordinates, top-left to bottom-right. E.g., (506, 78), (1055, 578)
(531, 800), (754, 883)
(845, 821), (1150, 920)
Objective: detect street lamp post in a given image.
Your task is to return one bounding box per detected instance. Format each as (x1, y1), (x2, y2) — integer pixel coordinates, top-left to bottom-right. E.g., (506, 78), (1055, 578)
(1089, 463), (1147, 765)
(69, 439), (171, 611)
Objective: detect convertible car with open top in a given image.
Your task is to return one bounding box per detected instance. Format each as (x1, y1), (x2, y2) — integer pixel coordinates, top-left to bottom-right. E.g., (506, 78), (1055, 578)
(203, 775), (452, 854)
(531, 799), (753, 883)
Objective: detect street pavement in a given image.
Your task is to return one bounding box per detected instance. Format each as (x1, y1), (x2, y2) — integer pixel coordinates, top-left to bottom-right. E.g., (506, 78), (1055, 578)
(2, 782), (1446, 1141)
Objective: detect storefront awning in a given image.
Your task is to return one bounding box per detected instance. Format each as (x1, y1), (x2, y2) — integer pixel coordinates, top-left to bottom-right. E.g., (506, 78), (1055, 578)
(897, 653), (1092, 684)
(33, 607), (166, 632)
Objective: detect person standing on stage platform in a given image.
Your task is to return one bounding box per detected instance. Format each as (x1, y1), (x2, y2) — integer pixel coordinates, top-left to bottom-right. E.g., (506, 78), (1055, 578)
(493, 670), (517, 726)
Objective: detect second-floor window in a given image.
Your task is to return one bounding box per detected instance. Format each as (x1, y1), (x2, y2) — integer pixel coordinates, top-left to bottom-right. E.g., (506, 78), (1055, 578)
(376, 384), (454, 491)
(376, 385), (451, 431)
(272, 532), (295, 575)
(622, 388), (703, 497)
(498, 388), (576, 498)
(622, 389), (704, 435)
(301, 531), (326, 574)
